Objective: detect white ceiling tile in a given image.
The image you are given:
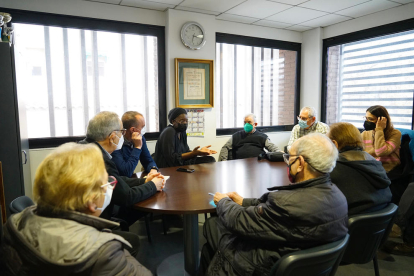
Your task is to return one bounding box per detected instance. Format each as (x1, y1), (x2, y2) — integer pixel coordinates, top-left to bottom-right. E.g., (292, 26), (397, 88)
(121, 0), (175, 10)
(174, 6), (221, 15)
(391, 0), (414, 3)
(179, 0), (246, 13)
(87, 0), (122, 4)
(285, 24), (314, 31)
(302, 14), (352, 27)
(142, 0), (182, 4)
(225, 0), (292, 18)
(216, 13), (260, 24)
(252, 20), (293, 28)
(299, 0), (371, 13)
(335, 0), (402, 17)
(266, 6), (328, 24)
(268, 0), (309, 5)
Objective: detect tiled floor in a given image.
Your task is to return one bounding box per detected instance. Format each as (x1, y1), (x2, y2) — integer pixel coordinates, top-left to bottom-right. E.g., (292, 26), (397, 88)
(130, 214), (414, 276)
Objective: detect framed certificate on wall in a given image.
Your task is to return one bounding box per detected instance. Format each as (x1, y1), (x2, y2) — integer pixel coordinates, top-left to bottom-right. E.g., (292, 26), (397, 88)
(175, 58), (214, 108)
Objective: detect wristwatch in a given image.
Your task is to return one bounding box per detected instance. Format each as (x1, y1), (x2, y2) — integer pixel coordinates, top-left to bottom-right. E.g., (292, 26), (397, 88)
(151, 166), (159, 172)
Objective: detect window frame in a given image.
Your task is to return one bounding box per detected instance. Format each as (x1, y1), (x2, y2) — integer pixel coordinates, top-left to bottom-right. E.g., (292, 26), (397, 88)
(4, 8), (166, 149)
(321, 17), (414, 130)
(215, 33), (301, 136)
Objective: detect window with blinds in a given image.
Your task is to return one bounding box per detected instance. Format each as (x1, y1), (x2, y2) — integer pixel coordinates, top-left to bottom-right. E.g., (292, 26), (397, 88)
(325, 29), (414, 129)
(13, 23), (160, 139)
(215, 34), (300, 133)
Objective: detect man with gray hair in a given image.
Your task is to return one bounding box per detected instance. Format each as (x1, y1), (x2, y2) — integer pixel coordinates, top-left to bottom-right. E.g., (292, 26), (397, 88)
(287, 106), (329, 151)
(219, 113), (280, 161)
(80, 111), (165, 224)
(199, 133), (348, 275)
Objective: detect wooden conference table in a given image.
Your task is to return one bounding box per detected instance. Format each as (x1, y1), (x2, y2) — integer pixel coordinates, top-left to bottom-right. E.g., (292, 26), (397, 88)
(134, 158), (289, 276)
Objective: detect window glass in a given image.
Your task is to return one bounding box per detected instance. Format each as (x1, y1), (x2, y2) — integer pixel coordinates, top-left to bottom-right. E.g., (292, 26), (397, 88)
(325, 29), (414, 129)
(14, 23), (160, 138)
(215, 42), (298, 129)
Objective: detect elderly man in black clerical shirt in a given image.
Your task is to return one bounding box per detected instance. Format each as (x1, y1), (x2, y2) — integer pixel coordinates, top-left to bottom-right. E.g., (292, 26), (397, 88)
(199, 133), (348, 276)
(153, 108), (216, 168)
(219, 113), (281, 161)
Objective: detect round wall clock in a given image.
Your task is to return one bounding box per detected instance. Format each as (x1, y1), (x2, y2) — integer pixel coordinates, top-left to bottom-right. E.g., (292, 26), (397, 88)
(180, 21), (206, 50)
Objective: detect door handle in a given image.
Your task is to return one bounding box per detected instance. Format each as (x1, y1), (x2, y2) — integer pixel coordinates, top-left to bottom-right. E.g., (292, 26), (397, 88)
(22, 150), (27, 164)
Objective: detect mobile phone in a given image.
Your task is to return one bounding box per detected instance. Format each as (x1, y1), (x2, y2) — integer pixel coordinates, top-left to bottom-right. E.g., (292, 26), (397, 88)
(176, 168), (195, 173)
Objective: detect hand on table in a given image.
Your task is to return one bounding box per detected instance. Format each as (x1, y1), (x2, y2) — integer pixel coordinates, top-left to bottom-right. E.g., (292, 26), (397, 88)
(152, 177), (165, 191)
(376, 116), (387, 130)
(226, 191), (244, 206)
(192, 145), (217, 156)
(145, 172), (164, 183)
(131, 132), (143, 149)
(213, 192), (229, 205)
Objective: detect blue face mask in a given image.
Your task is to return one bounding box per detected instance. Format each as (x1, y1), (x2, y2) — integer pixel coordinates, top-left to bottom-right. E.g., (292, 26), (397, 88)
(298, 119), (308, 129)
(244, 123), (254, 133)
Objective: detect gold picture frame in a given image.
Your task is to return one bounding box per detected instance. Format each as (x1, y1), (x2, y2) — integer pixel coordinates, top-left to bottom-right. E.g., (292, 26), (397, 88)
(175, 58), (214, 108)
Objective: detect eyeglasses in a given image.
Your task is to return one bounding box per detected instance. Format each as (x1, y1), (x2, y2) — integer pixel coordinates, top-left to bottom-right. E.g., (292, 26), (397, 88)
(282, 153), (300, 165)
(109, 129), (126, 136)
(101, 176), (117, 190)
(175, 119), (188, 124)
(297, 116), (310, 121)
(362, 116), (376, 123)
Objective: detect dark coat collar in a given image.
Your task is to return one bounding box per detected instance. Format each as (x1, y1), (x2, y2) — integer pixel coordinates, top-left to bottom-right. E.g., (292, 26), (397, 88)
(267, 173), (331, 191)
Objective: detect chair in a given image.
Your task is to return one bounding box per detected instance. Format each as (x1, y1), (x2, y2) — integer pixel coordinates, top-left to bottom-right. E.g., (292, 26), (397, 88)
(269, 234), (349, 276)
(341, 203), (398, 276)
(9, 196), (34, 214)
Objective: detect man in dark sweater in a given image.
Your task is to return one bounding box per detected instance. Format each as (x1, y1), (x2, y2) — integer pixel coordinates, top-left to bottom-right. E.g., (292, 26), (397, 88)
(219, 113), (280, 161)
(79, 111), (165, 224)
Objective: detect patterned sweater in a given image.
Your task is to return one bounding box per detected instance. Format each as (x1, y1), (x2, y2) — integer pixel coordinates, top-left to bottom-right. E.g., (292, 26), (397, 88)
(361, 128), (402, 172)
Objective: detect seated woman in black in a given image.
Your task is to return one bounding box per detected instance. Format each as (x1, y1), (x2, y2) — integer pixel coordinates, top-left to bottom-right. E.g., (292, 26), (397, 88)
(153, 108), (216, 168)
(328, 122), (392, 215)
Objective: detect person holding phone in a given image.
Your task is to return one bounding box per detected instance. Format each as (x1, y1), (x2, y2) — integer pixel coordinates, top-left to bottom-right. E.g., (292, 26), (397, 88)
(362, 105), (401, 173)
(153, 108), (217, 168)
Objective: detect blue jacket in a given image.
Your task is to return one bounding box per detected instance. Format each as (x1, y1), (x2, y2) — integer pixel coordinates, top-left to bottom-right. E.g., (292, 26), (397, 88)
(112, 136), (158, 177)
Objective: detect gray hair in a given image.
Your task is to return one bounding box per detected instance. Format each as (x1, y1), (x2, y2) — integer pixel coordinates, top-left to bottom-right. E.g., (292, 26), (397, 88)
(294, 133), (338, 174)
(244, 113), (257, 123)
(301, 106), (317, 118)
(86, 111), (121, 142)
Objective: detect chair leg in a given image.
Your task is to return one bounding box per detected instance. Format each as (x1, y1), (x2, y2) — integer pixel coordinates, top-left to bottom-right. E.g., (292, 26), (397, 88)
(373, 254), (380, 276)
(144, 215), (152, 243)
(162, 214), (168, 235)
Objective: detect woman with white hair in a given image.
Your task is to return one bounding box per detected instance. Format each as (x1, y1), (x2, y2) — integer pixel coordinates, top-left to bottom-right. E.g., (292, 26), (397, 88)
(1, 143), (152, 275)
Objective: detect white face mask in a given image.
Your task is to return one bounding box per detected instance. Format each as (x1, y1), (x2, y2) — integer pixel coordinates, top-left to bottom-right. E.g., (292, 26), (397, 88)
(97, 186), (113, 212)
(112, 133), (124, 151)
(140, 126), (146, 136)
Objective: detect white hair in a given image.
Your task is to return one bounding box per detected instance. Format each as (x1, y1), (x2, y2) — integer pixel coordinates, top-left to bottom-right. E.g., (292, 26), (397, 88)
(294, 133), (338, 174)
(86, 111), (121, 142)
(301, 106), (317, 118)
(244, 113), (257, 123)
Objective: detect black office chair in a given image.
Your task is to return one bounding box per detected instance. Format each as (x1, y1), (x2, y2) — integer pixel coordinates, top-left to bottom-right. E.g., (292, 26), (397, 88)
(9, 196), (34, 214)
(269, 234), (349, 276)
(341, 203), (398, 276)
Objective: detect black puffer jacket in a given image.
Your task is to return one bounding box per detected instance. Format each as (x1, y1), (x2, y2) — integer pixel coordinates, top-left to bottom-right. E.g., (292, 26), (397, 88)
(207, 174), (348, 276)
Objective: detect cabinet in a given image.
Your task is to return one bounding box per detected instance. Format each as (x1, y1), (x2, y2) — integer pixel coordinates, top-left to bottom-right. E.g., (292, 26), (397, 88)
(0, 42), (30, 218)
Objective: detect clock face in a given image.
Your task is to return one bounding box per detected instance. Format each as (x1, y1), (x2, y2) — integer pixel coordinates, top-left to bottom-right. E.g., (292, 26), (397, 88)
(181, 22), (206, 50)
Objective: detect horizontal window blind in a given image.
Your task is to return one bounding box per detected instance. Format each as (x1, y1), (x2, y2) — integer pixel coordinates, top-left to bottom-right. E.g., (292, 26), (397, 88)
(326, 29), (414, 129)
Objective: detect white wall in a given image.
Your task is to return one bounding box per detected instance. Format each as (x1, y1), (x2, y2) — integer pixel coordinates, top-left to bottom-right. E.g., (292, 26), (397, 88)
(8, 2), (301, 196)
(324, 2), (414, 39)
